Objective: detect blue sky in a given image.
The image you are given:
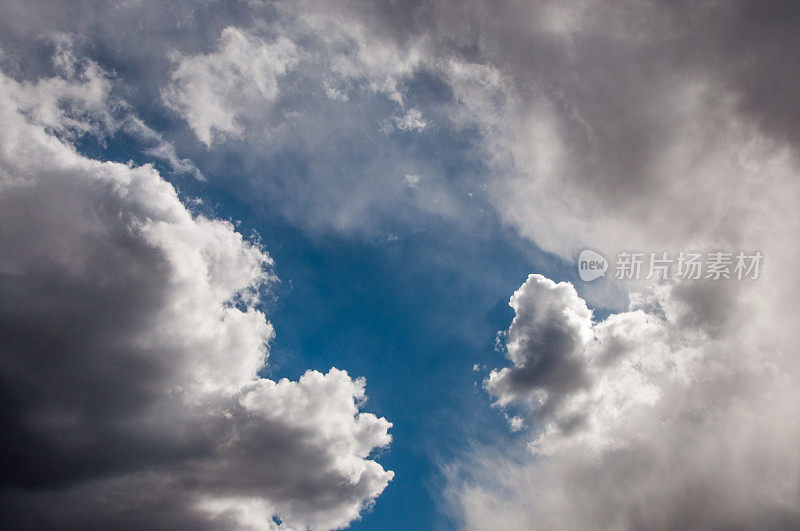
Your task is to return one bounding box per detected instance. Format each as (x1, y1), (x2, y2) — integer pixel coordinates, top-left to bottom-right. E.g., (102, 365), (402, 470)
(96, 126), (563, 528)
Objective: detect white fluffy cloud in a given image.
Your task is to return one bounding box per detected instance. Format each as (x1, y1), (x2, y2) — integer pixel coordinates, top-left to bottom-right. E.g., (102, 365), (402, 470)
(0, 52), (392, 529)
(449, 266), (800, 528)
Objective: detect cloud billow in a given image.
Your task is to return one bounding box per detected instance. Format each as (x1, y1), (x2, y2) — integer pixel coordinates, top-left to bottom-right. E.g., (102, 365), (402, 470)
(452, 271), (800, 529)
(0, 54), (392, 530)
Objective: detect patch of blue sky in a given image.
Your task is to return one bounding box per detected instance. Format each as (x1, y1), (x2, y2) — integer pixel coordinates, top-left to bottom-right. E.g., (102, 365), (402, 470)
(80, 84), (599, 529)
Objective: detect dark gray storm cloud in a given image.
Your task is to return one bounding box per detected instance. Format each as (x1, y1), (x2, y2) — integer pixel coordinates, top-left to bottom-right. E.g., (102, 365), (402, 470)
(0, 51), (392, 529)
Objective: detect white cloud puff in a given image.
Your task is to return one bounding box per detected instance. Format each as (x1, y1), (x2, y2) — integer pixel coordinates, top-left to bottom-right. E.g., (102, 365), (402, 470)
(393, 107), (428, 132)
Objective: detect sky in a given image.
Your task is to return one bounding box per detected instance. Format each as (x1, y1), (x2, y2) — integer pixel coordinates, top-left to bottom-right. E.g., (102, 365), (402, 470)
(1, 1), (799, 529)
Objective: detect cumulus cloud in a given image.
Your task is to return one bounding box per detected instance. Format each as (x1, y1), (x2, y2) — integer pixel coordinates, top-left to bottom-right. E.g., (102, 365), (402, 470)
(0, 54), (392, 529)
(446, 271), (800, 529)
(438, 3), (800, 526)
(487, 275), (690, 456)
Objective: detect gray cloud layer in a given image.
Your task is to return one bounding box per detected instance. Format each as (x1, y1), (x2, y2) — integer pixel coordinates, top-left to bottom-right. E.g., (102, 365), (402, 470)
(2, 1), (799, 253)
(437, 2), (800, 528)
